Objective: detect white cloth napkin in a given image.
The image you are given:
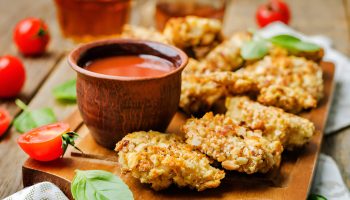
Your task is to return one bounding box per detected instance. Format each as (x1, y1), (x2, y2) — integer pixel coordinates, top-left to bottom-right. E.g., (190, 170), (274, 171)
(3, 182), (68, 200)
(5, 22), (350, 200)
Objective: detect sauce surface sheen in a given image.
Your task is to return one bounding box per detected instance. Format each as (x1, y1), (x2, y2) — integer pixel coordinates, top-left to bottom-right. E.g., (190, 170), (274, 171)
(85, 54), (175, 78)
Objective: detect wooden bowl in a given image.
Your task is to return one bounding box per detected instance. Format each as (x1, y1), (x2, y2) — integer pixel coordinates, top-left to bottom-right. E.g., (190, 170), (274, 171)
(68, 39), (188, 149)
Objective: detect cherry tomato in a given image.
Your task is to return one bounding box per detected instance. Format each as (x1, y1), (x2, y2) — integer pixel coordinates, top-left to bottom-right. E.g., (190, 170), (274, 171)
(0, 108), (11, 137)
(256, 0), (291, 27)
(17, 122), (80, 161)
(0, 55), (26, 98)
(13, 17), (50, 56)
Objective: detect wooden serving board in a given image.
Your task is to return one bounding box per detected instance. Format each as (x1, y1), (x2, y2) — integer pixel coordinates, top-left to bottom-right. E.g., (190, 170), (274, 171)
(22, 62), (335, 200)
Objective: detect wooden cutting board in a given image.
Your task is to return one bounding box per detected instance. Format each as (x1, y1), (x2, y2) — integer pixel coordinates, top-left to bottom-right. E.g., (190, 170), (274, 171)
(22, 62), (335, 200)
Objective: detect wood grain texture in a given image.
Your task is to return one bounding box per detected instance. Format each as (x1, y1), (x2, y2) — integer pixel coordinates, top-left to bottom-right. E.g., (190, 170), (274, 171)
(0, 58), (78, 198)
(345, 0), (350, 37)
(1, 0), (350, 198)
(226, 0), (350, 55)
(0, 0), (72, 197)
(22, 62), (335, 200)
(228, 0), (350, 190)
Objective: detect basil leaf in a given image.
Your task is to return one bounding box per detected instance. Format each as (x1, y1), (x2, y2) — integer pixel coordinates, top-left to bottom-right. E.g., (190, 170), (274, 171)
(71, 170), (134, 200)
(270, 34), (301, 43)
(269, 34), (320, 53)
(294, 41), (321, 52)
(241, 40), (268, 60)
(308, 194), (327, 200)
(13, 100), (57, 133)
(53, 79), (77, 102)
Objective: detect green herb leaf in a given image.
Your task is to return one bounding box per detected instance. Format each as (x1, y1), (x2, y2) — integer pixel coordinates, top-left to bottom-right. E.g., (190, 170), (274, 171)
(13, 99), (57, 133)
(307, 194), (327, 200)
(241, 40), (269, 60)
(71, 170), (134, 200)
(294, 41), (321, 52)
(53, 79), (77, 102)
(61, 131), (83, 157)
(269, 34), (321, 53)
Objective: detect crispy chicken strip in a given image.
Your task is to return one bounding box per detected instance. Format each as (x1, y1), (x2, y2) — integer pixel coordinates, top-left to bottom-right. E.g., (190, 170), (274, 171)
(163, 16), (223, 59)
(115, 131), (225, 191)
(225, 96), (315, 150)
(257, 85), (318, 113)
(121, 25), (171, 44)
(236, 56), (324, 113)
(183, 113), (283, 174)
(180, 72), (258, 115)
(203, 32), (252, 72)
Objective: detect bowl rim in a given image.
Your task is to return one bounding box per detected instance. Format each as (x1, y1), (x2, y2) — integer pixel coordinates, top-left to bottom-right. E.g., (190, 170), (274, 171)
(68, 38), (188, 81)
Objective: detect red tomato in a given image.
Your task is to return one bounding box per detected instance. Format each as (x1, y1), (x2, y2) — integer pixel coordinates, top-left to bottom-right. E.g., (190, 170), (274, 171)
(0, 55), (26, 98)
(13, 17), (50, 56)
(17, 123), (71, 161)
(256, 0), (291, 27)
(0, 108), (11, 137)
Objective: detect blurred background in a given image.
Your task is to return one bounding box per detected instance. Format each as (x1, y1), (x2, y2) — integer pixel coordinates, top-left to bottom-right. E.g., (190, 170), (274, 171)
(0, 0), (349, 198)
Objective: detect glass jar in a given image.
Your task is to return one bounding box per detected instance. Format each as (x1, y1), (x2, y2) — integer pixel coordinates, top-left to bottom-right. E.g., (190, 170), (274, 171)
(54, 0), (131, 42)
(155, 0), (227, 30)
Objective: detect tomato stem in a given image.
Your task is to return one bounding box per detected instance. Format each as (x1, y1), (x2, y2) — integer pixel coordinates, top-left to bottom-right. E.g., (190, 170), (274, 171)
(61, 131), (83, 157)
(37, 28), (46, 37)
(15, 99), (28, 111)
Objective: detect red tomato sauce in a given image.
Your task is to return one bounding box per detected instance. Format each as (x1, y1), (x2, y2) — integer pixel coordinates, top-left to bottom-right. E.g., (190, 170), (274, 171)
(85, 54), (175, 78)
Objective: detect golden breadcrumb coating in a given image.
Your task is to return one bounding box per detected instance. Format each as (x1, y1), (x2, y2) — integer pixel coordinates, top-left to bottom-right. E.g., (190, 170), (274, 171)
(163, 16), (223, 59)
(121, 25), (171, 44)
(115, 131), (225, 191)
(236, 56), (323, 113)
(180, 74), (225, 115)
(182, 58), (208, 76)
(257, 85), (318, 113)
(225, 96), (315, 150)
(183, 113), (283, 174)
(180, 72), (258, 115)
(203, 32), (252, 72)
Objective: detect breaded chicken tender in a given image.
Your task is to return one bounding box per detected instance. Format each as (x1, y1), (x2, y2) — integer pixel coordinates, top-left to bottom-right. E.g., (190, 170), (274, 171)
(180, 72), (258, 115)
(203, 32), (252, 72)
(121, 25), (171, 44)
(115, 131), (225, 191)
(225, 96), (315, 150)
(257, 85), (318, 113)
(183, 113), (283, 174)
(180, 55), (323, 115)
(163, 16), (223, 59)
(236, 56), (324, 113)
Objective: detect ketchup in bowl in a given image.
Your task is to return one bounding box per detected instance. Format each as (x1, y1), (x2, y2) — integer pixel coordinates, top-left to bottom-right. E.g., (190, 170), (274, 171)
(68, 39), (188, 149)
(85, 55), (175, 78)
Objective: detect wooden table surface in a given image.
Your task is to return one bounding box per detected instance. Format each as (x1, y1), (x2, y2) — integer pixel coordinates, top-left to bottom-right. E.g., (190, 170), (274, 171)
(0, 0), (349, 198)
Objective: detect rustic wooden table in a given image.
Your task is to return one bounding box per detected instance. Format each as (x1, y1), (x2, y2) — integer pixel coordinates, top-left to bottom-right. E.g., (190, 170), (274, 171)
(0, 0), (349, 198)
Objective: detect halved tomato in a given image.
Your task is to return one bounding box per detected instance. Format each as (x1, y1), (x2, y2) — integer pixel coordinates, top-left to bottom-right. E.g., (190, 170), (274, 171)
(17, 122), (80, 161)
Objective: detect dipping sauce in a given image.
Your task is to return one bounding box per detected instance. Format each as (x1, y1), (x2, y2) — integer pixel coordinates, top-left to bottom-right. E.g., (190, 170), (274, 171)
(85, 55), (175, 78)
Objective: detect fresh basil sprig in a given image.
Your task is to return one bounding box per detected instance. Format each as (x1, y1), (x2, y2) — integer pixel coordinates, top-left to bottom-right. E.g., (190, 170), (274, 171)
(53, 79), (77, 102)
(269, 34), (321, 53)
(240, 34), (321, 60)
(241, 40), (269, 60)
(71, 170), (134, 200)
(13, 99), (57, 133)
(307, 194), (327, 200)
